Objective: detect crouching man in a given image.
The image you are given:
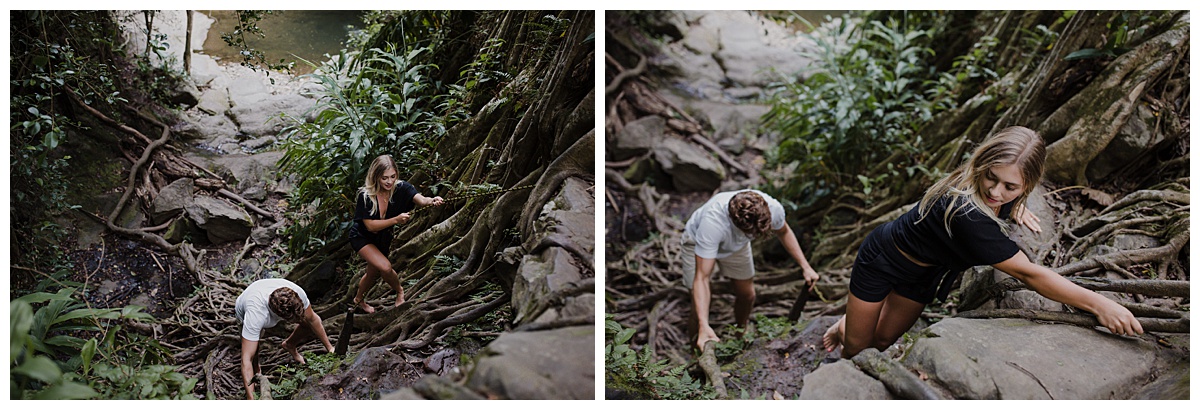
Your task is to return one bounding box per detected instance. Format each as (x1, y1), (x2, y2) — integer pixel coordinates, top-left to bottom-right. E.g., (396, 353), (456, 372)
(236, 278), (334, 399)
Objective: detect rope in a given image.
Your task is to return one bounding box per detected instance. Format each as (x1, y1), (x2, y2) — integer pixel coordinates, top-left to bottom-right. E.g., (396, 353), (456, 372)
(410, 184), (535, 216)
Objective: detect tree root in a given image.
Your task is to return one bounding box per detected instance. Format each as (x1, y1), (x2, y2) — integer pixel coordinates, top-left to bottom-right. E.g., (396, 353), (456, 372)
(851, 348), (945, 399)
(956, 309), (1189, 333)
(697, 340), (727, 399)
(988, 277), (1191, 299)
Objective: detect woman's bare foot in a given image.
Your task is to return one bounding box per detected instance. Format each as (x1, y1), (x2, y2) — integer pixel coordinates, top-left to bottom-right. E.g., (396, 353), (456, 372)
(281, 340), (306, 364)
(355, 297), (375, 314)
(822, 315), (846, 352)
(394, 288), (405, 306)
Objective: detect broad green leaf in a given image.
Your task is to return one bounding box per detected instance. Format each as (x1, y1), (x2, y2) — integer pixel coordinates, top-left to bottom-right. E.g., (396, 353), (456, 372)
(13, 355), (62, 383)
(32, 380), (98, 400)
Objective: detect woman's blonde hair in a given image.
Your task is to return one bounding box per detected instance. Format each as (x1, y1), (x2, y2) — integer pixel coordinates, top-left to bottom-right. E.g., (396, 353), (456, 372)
(917, 126), (1046, 234)
(360, 154), (398, 216)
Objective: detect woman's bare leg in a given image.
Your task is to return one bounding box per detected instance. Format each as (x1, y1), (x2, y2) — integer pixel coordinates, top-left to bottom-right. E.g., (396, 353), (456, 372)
(356, 244), (404, 308)
(870, 291), (926, 351)
(840, 293), (885, 359)
(355, 245), (388, 313)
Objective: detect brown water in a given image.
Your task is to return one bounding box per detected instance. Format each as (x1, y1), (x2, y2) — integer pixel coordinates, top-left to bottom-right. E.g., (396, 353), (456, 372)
(199, 10), (365, 74)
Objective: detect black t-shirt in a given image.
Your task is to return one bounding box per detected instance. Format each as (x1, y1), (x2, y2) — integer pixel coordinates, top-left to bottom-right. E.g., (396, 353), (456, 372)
(885, 195), (1020, 300)
(348, 181), (418, 243)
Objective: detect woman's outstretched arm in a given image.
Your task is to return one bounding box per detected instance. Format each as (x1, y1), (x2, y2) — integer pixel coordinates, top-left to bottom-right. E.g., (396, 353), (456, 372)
(993, 252), (1143, 336)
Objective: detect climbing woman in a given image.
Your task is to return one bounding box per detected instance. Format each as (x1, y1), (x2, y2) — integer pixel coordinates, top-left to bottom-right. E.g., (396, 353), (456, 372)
(822, 126), (1143, 359)
(349, 154), (444, 313)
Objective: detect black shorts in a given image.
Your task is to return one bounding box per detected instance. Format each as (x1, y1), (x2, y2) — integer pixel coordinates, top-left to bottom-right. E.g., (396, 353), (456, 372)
(848, 223), (946, 304)
(349, 235), (390, 255)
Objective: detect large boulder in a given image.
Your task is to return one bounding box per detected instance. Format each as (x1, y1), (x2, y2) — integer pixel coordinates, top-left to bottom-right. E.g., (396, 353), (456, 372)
(652, 137), (725, 192)
(463, 326), (595, 399)
(186, 150), (285, 193)
(903, 318), (1158, 399)
(227, 75), (317, 137)
(610, 115), (665, 161)
(151, 177), (195, 224)
(185, 196), (252, 244)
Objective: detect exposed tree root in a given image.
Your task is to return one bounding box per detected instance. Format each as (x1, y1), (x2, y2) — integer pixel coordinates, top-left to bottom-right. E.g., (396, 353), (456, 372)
(956, 309), (1189, 333)
(697, 340), (727, 399)
(851, 348), (946, 399)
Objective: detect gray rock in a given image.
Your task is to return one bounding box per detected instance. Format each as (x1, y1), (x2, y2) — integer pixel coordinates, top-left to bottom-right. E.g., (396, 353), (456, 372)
(241, 186), (267, 202)
(241, 136), (277, 151)
(517, 177), (595, 324)
(250, 226), (276, 246)
(904, 318), (1158, 399)
(514, 247), (582, 324)
(652, 137), (725, 192)
(178, 108), (238, 143)
(799, 360), (893, 399)
(162, 215), (203, 244)
(706, 12), (811, 87)
(293, 347), (423, 400)
(195, 86), (230, 116)
(167, 81), (202, 107)
(681, 22), (719, 54)
(185, 196), (253, 244)
(188, 150), (284, 192)
(229, 93), (316, 137)
(996, 290), (1065, 311)
(611, 116), (665, 161)
(1087, 104), (1165, 181)
(464, 326), (594, 399)
(151, 178), (195, 225)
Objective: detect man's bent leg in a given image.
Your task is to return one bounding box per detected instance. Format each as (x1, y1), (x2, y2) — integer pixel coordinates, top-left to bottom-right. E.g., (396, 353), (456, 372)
(731, 278), (756, 329)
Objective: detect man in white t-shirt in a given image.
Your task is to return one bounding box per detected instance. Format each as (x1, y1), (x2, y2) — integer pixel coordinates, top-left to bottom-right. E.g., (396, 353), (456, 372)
(235, 278), (334, 400)
(682, 190), (819, 350)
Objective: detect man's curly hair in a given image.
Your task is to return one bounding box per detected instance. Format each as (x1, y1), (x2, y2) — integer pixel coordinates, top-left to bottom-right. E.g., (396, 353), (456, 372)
(728, 191), (771, 237)
(268, 287), (304, 321)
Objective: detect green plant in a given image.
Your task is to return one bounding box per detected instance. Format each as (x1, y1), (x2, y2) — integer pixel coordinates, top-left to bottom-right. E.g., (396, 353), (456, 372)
(279, 45), (446, 255)
(432, 254), (466, 276)
(762, 13), (955, 205)
(604, 316), (717, 400)
(1064, 11), (1171, 61)
(9, 11), (125, 274)
(11, 287), (198, 399)
(269, 351), (346, 399)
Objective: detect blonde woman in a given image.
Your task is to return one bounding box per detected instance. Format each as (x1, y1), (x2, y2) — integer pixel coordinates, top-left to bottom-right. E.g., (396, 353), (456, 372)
(822, 126), (1142, 358)
(348, 154), (444, 313)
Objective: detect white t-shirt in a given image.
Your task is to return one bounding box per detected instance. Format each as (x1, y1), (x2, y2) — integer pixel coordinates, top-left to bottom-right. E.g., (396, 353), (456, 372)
(684, 190), (786, 259)
(235, 279), (310, 341)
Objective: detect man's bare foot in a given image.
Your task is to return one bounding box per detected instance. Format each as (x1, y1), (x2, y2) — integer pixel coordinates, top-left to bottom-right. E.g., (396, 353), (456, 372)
(394, 289), (405, 306)
(282, 340), (306, 364)
(355, 298), (375, 314)
(822, 315), (845, 352)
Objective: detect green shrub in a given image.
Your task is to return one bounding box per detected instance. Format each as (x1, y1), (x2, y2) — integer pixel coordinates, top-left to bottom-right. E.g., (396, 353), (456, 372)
(11, 288), (197, 399)
(763, 15), (949, 204)
(604, 316), (716, 400)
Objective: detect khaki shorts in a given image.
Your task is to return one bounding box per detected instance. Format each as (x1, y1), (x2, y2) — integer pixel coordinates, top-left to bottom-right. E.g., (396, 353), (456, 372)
(680, 233), (755, 288)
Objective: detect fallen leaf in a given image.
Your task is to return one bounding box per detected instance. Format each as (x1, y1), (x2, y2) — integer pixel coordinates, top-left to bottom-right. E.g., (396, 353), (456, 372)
(773, 390), (784, 400)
